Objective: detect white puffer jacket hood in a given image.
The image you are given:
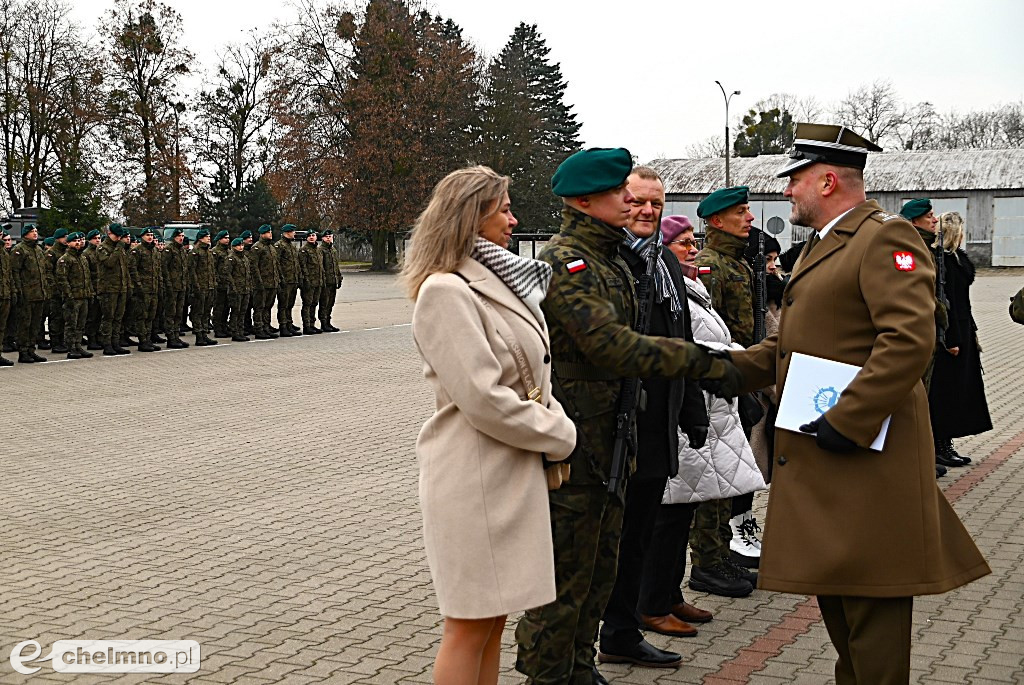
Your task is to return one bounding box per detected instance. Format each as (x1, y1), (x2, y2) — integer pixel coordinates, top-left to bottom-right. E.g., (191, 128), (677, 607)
(663, 276), (767, 504)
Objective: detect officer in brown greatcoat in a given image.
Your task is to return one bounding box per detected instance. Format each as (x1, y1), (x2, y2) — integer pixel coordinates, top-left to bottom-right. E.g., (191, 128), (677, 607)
(730, 123), (990, 684)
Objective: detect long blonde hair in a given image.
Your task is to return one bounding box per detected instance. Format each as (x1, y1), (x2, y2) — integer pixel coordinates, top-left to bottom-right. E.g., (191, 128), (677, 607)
(401, 165), (510, 299)
(938, 211), (965, 252)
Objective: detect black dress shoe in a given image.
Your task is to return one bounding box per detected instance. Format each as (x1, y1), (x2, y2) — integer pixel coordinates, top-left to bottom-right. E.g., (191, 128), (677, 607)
(592, 667), (609, 685)
(936, 451), (966, 468)
(598, 639), (682, 668)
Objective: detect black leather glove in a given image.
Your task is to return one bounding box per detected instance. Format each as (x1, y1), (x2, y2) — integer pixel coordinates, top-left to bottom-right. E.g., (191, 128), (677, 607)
(697, 348), (744, 401)
(799, 415), (858, 453)
(686, 426), (709, 449)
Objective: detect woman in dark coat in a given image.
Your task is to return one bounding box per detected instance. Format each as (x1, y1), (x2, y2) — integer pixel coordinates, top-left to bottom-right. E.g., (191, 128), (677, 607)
(929, 212), (992, 464)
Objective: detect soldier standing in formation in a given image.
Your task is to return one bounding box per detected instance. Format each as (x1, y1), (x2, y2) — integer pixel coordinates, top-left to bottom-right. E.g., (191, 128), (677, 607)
(152, 234), (167, 345)
(44, 228), (70, 352)
(55, 232), (94, 359)
(239, 230), (256, 335)
(11, 225), (50, 363)
(121, 232), (138, 346)
(82, 229), (103, 350)
(0, 227), (13, 365)
(211, 230), (231, 338)
(131, 227), (162, 352)
(2, 226), (15, 353)
(298, 230), (324, 334)
(189, 229), (218, 346)
(515, 148), (742, 685)
(275, 224), (301, 336)
(250, 224), (279, 339)
(162, 228), (190, 349)
(318, 230), (343, 332)
(96, 224), (131, 356)
(221, 237), (252, 342)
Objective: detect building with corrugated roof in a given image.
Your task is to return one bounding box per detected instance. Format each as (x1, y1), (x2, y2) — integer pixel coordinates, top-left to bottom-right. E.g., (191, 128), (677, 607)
(649, 148), (1024, 266)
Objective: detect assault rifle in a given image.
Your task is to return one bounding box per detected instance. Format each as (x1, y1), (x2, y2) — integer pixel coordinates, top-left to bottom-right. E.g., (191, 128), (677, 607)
(607, 233), (660, 500)
(752, 229), (767, 343)
(935, 222), (948, 348)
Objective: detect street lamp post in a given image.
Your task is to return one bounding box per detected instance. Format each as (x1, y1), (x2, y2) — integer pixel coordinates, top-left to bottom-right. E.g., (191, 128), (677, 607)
(715, 80), (740, 186)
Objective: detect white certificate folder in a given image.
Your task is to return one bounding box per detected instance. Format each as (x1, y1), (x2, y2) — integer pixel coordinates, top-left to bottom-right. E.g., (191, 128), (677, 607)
(775, 352), (890, 451)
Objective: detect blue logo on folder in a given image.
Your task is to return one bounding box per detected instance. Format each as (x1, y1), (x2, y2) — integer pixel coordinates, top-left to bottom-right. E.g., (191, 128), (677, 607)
(813, 387), (839, 414)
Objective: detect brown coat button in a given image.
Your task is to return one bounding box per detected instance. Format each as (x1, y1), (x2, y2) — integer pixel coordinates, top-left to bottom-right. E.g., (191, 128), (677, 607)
(786, 296), (794, 306)
(777, 455), (788, 465)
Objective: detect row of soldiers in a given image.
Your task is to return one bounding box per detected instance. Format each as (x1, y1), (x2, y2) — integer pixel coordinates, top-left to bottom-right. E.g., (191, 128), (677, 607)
(0, 222), (344, 364)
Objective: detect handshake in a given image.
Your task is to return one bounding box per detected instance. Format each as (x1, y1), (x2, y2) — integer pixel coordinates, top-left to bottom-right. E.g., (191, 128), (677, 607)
(692, 345), (744, 401)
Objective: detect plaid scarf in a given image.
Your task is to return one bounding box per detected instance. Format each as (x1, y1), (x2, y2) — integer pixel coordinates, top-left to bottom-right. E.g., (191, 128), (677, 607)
(471, 238), (553, 320)
(623, 227), (683, 317)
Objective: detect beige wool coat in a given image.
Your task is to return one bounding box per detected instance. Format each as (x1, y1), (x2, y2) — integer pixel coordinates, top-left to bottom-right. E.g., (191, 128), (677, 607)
(413, 257), (577, 618)
(732, 200), (990, 598)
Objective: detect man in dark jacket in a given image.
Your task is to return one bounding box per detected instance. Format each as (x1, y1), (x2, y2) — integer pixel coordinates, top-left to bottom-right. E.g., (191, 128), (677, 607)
(189, 229), (217, 346)
(11, 225), (50, 362)
(598, 167), (711, 666)
(162, 228), (190, 348)
(275, 224), (301, 336)
(55, 232), (95, 359)
(250, 224), (279, 339)
(318, 230), (343, 332)
(95, 224), (131, 355)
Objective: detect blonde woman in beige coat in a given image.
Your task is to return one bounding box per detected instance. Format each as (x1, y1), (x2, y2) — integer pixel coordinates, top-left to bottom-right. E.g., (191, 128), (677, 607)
(403, 165), (577, 685)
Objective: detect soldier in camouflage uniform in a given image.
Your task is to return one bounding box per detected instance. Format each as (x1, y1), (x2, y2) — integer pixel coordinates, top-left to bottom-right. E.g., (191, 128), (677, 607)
(688, 186), (761, 596)
(189, 229), (218, 346)
(275, 224), (301, 336)
(221, 238), (251, 342)
(44, 228), (70, 352)
(120, 232), (139, 346)
(250, 225), (279, 339)
(515, 148), (742, 685)
(55, 232), (95, 359)
(162, 228), (190, 348)
(96, 224), (132, 356)
(0, 228), (13, 365)
(239, 230), (256, 335)
(10, 225), (50, 363)
(211, 230), (231, 337)
(298, 230), (324, 334)
(2, 226), (16, 353)
(318, 230), (343, 332)
(82, 229), (103, 349)
(131, 227), (163, 352)
(151, 233), (167, 344)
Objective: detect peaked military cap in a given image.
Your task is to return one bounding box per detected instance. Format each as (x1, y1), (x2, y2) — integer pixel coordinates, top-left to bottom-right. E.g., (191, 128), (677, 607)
(240, 230), (252, 240)
(281, 223), (297, 233)
(44, 237), (55, 246)
(551, 147), (633, 198)
(258, 223), (272, 235)
(108, 223), (127, 237)
(53, 228), (69, 240)
(196, 229), (210, 239)
(86, 229), (101, 240)
(697, 186), (749, 219)
(214, 229), (229, 242)
(140, 227), (155, 237)
(231, 237), (244, 247)
(900, 198), (932, 220)
(67, 231), (84, 241)
(776, 123), (883, 178)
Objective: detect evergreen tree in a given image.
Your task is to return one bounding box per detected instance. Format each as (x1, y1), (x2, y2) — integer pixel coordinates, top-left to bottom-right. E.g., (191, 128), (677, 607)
(39, 157), (108, 233)
(479, 23), (581, 233)
(199, 172), (280, 232)
(733, 107), (795, 157)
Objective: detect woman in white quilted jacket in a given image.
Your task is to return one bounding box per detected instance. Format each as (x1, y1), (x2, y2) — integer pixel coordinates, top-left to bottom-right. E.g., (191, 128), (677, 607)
(639, 225), (767, 612)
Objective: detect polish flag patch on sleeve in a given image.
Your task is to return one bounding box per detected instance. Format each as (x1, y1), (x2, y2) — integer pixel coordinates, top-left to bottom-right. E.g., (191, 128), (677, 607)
(566, 259), (587, 273)
(698, 266), (712, 275)
(893, 251), (916, 271)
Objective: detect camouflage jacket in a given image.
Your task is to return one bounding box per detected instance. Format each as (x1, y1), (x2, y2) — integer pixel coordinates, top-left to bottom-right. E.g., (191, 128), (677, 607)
(695, 230), (754, 347)
(275, 238), (299, 285)
(44, 242), (67, 292)
(162, 241), (189, 292)
(916, 227), (950, 335)
(82, 243), (99, 292)
(250, 237), (279, 288)
(212, 243), (231, 289)
(241, 247), (256, 291)
(95, 238), (130, 294)
(319, 242), (343, 288)
(0, 243), (14, 298)
(11, 237), (50, 301)
(124, 242), (137, 293)
(298, 242), (324, 287)
(189, 242), (216, 291)
(220, 249), (250, 293)
(540, 206), (713, 485)
(131, 242), (162, 294)
(55, 247), (94, 299)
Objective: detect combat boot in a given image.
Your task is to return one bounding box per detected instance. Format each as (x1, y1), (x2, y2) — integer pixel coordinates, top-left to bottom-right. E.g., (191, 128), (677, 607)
(87, 340), (105, 350)
(119, 336), (138, 347)
(254, 329), (272, 340)
(52, 343), (69, 353)
(204, 333), (218, 345)
(292, 326), (303, 336)
(76, 345), (94, 359)
(18, 351), (36, 363)
(689, 563), (753, 598)
(38, 338), (51, 350)
(310, 325), (322, 334)
(113, 343), (131, 355)
(167, 338), (188, 349)
(67, 348), (83, 359)
(138, 341), (157, 352)
(231, 334), (250, 342)
(268, 325), (279, 334)
(103, 345), (118, 356)
(194, 334), (208, 346)
(30, 350), (46, 362)
(152, 334), (167, 344)
(2, 341), (16, 352)
(278, 328), (293, 337)
(0, 354), (12, 366)
(303, 327), (317, 335)
(947, 439), (972, 464)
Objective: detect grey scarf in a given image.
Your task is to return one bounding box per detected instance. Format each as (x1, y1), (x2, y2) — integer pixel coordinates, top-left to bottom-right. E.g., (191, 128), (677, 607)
(622, 227), (683, 316)
(471, 238), (553, 322)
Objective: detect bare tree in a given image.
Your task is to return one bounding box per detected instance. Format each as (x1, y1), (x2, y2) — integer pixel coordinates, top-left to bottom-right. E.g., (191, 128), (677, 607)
(997, 102), (1024, 147)
(685, 134), (725, 159)
(896, 101), (939, 150)
(835, 80), (904, 146)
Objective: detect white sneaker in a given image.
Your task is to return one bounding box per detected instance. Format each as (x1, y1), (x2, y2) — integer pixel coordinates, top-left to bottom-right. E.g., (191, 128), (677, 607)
(729, 514), (760, 559)
(742, 513), (763, 551)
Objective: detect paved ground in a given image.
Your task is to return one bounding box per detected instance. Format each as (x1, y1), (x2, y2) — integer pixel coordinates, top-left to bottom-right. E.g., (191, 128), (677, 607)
(1, 270), (1022, 684)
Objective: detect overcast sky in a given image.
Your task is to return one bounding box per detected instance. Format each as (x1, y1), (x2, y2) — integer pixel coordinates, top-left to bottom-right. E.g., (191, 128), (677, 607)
(71, 0), (1024, 163)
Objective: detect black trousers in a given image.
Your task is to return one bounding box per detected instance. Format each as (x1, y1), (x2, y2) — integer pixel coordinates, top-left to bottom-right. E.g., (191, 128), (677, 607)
(818, 595), (913, 685)
(638, 502), (698, 616)
(599, 476), (668, 650)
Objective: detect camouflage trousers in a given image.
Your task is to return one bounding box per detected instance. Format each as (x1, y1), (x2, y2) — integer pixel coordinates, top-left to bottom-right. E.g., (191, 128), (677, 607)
(123, 289), (136, 336)
(213, 288), (229, 334)
(300, 285), (321, 329)
(689, 497), (732, 568)
(133, 293), (158, 344)
(252, 288), (276, 334)
(62, 298), (88, 350)
(17, 299), (44, 352)
(0, 298), (10, 349)
(163, 291), (186, 340)
(48, 294), (64, 344)
(277, 284), (297, 328)
(191, 290), (214, 335)
(98, 292), (127, 347)
(85, 297), (100, 343)
(515, 485), (624, 684)
(228, 293), (250, 337)
(318, 285), (337, 326)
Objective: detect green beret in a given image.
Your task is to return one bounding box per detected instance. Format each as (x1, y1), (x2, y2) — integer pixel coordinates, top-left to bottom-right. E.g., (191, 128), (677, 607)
(67, 232), (84, 241)
(53, 228), (69, 240)
(240, 230), (252, 240)
(258, 223), (272, 235)
(697, 186), (749, 219)
(320, 229), (333, 238)
(170, 228), (184, 238)
(551, 147), (632, 198)
(140, 227), (154, 237)
(231, 237), (244, 247)
(196, 229), (210, 239)
(86, 229), (101, 240)
(44, 237), (55, 246)
(900, 198), (932, 220)
(108, 223), (126, 237)
(214, 230), (229, 242)
(281, 223), (297, 233)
